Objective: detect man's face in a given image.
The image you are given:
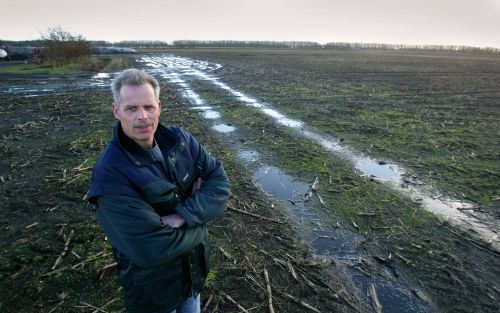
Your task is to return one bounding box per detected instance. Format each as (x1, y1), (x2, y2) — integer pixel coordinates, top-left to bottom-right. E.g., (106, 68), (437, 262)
(112, 83), (161, 149)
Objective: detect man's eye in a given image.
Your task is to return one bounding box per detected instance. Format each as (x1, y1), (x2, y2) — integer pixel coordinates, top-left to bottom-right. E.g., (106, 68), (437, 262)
(126, 107), (136, 111)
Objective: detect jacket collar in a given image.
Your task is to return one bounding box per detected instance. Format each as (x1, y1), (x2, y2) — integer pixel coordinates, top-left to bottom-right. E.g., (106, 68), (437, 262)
(113, 121), (178, 167)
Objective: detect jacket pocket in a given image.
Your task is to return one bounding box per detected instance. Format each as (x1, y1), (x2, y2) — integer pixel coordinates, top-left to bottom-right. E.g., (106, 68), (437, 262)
(134, 259), (188, 310)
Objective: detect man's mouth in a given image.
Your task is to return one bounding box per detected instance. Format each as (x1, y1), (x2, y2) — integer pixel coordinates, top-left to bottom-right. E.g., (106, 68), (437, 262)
(134, 122), (152, 129)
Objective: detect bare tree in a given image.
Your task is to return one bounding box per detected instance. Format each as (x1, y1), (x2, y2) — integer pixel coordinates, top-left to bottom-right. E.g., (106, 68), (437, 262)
(41, 27), (91, 67)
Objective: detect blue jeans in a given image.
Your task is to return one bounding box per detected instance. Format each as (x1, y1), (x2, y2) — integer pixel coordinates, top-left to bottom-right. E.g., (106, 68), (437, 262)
(168, 294), (200, 313)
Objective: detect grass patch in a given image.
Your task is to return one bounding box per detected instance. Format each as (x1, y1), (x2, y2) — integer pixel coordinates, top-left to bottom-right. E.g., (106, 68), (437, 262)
(0, 62), (86, 74)
(0, 55), (136, 74)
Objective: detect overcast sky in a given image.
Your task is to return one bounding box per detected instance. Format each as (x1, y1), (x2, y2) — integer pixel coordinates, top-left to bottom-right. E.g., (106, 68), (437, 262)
(2, 0), (500, 48)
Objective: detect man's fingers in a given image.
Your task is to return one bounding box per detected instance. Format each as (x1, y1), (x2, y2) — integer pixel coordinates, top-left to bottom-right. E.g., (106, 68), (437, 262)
(162, 213), (186, 228)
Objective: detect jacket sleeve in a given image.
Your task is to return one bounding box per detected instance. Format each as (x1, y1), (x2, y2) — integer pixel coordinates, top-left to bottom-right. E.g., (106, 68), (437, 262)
(174, 138), (231, 227)
(95, 195), (207, 268)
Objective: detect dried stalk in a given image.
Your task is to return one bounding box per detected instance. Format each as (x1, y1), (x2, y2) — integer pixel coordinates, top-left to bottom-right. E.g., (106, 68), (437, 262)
(97, 262), (118, 280)
(72, 251), (108, 269)
(299, 273), (318, 292)
(227, 205), (284, 224)
(395, 252), (411, 265)
(263, 269), (275, 313)
(368, 283), (382, 313)
(51, 230), (75, 270)
(25, 222), (39, 229)
(91, 298), (120, 313)
(275, 290), (321, 313)
(286, 261), (299, 281)
(225, 294), (249, 313)
(244, 255), (257, 273)
(79, 302), (107, 313)
(202, 293), (214, 312)
(219, 247), (236, 264)
(412, 289), (430, 305)
(249, 244), (287, 267)
(48, 301), (64, 313)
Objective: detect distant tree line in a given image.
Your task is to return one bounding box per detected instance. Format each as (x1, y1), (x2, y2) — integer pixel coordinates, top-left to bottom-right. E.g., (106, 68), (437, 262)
(322, 42), (500, 54)
(171, 40), (500, 54)
(172, 40), (320, 48)
(89, 40), (170, 48)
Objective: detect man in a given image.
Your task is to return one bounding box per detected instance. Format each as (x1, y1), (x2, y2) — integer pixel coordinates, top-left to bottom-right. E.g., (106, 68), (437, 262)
(87, 69), (230, 313)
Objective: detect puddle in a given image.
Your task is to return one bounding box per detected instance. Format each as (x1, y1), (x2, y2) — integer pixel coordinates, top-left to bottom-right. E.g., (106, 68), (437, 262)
(247, 151), (431, 313)
(254, 165), (308, 200)
(237, 149), (260, 163)
(202, 111), (220, 119)
(212, 124), (236, 133)
(190, 106), (212, 110)
(87, 75), (111, 87)
(356, 159), (399, 180)
(0, 72), (114, 96)
(1, 85), (60, 97)
(92, 73), (110, 79)
(139, 54), (499, 253)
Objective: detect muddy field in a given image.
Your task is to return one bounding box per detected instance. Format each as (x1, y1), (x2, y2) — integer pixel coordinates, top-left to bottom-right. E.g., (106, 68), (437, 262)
(1, 48), (499, 313)
(0, 65), (362, 313)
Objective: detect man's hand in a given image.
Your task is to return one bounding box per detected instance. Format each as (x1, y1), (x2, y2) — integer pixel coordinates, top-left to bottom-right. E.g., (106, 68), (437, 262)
(161, 178), (203, 228)
(161, 213), (186, 228)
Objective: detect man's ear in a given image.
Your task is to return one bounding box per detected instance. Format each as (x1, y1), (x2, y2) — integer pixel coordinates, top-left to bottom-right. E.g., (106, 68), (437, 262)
(112, 103), (120, 120)
(158, 101), (162, 115)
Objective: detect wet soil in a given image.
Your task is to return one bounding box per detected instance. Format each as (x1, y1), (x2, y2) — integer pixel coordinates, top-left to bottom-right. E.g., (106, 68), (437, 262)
(0, 65), (363, 312)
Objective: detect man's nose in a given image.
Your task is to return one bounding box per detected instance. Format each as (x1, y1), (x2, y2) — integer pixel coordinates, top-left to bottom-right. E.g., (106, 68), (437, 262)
(137, 108), (148, 119)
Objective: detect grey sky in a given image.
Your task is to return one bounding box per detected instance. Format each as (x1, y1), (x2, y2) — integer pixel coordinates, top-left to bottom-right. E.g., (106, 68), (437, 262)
(2, 0), (500, 48)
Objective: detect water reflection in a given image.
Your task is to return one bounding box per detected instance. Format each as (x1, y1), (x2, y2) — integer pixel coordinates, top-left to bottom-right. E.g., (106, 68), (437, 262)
(212, 124), (236, 133)
(356, 159), (398, 180)
(202, 110), (220, 119)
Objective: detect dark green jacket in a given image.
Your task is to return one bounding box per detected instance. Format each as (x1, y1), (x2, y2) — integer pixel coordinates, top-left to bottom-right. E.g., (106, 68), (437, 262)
(88, 122), (230, 313)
